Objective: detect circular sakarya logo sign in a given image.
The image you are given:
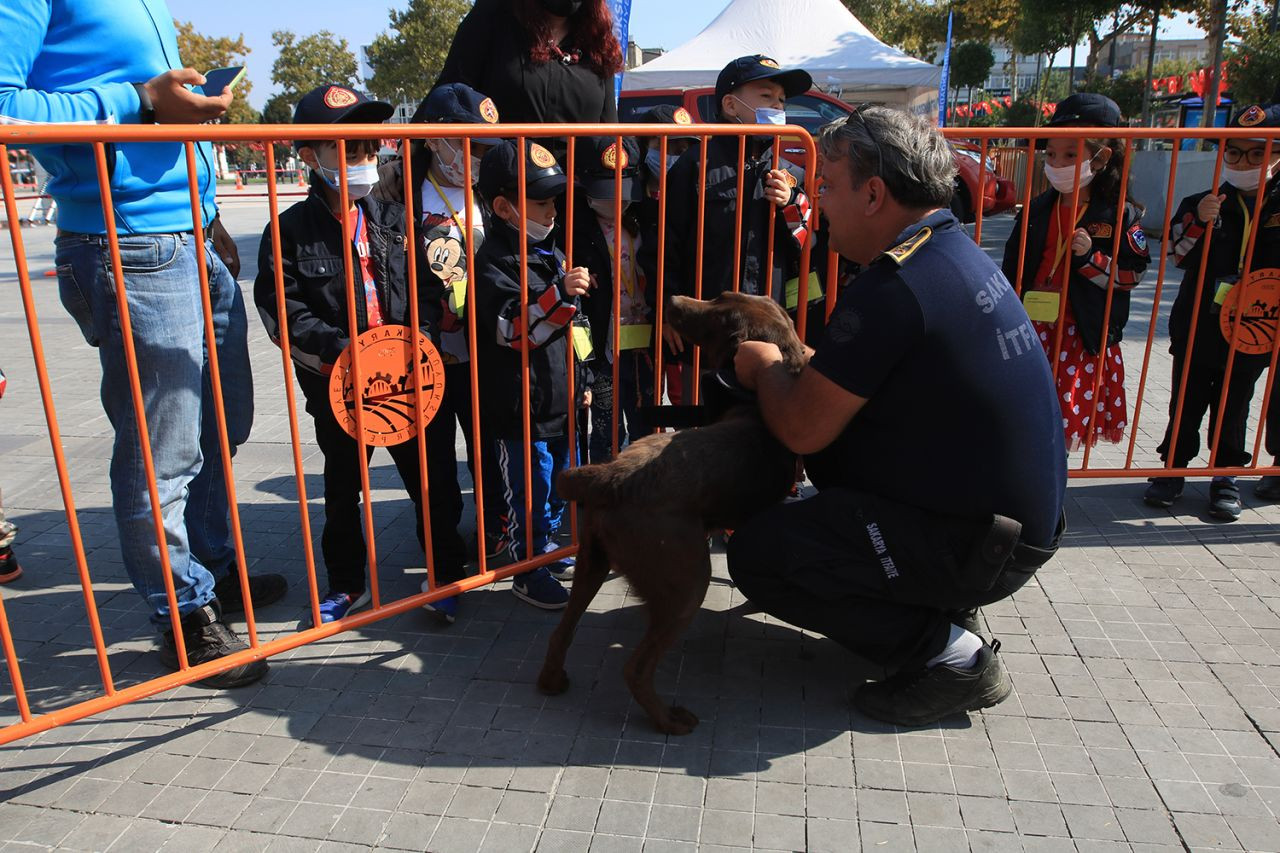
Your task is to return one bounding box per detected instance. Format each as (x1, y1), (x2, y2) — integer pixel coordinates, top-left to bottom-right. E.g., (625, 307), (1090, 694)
(1220, 267), (1280, 355)
(328, 325), (445, 446)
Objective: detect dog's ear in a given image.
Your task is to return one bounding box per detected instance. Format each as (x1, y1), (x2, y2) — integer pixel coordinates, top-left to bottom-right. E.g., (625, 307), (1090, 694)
(666, 295), (718, 344)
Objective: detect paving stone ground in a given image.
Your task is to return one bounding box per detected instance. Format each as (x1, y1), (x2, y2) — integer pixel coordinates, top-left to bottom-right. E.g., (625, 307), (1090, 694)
(0, 196), (1278, 852)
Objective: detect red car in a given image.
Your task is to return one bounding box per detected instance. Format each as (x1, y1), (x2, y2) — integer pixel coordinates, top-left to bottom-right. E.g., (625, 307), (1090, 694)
(619, 87), (1017, 223)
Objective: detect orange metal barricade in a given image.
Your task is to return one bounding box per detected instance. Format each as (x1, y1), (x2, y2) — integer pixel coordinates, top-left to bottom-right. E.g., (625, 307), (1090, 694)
(2, 120), (1279, 747)
(0, 121), (818, 744)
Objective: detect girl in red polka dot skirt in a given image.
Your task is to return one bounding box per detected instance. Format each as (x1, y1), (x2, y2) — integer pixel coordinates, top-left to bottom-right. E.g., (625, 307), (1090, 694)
(1002, 94), (1151, 452)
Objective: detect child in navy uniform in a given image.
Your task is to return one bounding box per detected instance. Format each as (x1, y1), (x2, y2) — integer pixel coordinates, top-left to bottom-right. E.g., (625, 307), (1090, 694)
(1001, 93), (1149, 454)
(660, 55), (816, 403)
(474, 140), (590, 609)
(572, 135), (654, 461)
(1146, 102), (1280, 519)
(254, 86), (468, 623)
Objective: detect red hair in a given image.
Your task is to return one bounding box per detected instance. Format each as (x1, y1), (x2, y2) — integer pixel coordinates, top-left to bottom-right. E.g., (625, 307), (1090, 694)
(515, 0), (624, 76)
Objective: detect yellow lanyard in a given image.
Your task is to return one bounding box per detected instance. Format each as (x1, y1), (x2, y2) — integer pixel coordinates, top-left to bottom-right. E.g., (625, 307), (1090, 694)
(1237, 194), (1252, 274)
(1048, 202), (1088, 285)
(427, 172), (469, 235)
(606, 221), (640, 302)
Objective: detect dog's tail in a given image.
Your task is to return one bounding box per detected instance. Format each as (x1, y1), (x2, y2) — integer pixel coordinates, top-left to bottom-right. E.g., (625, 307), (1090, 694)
(556, 464), (619, 506)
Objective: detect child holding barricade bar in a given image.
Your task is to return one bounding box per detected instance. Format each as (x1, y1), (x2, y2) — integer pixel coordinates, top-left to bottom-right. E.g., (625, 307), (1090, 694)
(474, 139), (590, 610)
(1145, 103), (1280, 520)
(253, 85), (468, 624)
(1001, 93), (1149, 455)
(660, 55), (816, 404)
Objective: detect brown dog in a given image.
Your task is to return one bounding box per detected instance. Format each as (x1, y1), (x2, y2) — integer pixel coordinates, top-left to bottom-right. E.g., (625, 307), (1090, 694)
(537, 292), (807, 734)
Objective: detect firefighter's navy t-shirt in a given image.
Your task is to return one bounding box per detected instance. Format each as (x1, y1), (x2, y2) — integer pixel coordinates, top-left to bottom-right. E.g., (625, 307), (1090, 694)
(805, 210), (1066, 547)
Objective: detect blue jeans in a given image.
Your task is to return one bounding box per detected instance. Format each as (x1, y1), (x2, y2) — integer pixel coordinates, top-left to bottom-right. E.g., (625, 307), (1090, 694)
(55, 230), (253, 628)
(495, 436), (569, 565)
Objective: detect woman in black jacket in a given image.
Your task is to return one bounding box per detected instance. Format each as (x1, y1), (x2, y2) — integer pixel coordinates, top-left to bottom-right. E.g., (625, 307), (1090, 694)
(431, 0), (622, 130)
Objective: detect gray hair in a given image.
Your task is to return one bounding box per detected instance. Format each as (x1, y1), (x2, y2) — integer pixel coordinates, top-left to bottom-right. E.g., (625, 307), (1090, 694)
(816, 107), (956, 209)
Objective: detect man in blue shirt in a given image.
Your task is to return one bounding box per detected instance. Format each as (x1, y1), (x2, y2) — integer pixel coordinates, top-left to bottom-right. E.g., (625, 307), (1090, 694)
(733, 108), (1067, 727)
(1, 0), (285, 687)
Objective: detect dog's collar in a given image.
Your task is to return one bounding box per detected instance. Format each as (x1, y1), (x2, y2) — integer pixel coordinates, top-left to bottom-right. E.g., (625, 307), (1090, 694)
(641, 369), (757, 429)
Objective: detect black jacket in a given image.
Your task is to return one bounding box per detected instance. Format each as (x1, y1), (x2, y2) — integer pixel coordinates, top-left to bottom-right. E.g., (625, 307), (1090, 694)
(568, 192), (656, 358)
(475, 220), (583, 440)
(253, 185), (442, 377)
(1002, 189), (1150, 355)
(1166, 177), (1280, 347)
(433, 0), (617, 126)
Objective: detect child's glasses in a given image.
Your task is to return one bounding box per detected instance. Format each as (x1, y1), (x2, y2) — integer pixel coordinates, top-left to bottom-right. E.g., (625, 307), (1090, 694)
(1223, 145), (1268, 166)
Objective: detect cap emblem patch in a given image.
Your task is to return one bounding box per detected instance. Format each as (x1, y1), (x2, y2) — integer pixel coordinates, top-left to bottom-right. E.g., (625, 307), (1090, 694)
(530, 142), (556, 168)
(479, 97), (499, 123)
(323, 87), (358, 109)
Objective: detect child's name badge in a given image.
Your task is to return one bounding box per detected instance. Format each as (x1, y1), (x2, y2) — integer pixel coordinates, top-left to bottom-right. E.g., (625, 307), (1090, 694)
(1213, 281), (1235, 306)
(572, 325), (594, 361)
(448, 279), (467, 316)
(1023, 290), (1061, 323)
(619, 324), (653, 350)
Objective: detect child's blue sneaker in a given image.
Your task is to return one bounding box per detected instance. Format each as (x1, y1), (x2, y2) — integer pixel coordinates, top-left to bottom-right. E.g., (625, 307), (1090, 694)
(316, 589), (371, 624)
(420, 579), (457, 625)
(542, 540), (575, 581)
(512, 567), (568, 610)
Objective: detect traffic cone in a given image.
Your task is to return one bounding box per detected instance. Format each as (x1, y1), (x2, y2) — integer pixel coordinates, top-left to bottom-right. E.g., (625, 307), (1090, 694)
(234, 171), (244, 191)
(297, 168), (307, 187)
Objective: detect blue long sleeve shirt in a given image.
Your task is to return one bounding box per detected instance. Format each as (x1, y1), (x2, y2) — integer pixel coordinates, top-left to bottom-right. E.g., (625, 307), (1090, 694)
(0, 0), (218, 234)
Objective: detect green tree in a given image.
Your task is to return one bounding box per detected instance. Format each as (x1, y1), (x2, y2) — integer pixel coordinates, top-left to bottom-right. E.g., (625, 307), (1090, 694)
(1226, 8), (1280, 106)
(952, 41), (996, 123)
(270, 30), (359, 103)
(1003, 97), (1042, 127)
(261, 94), (296, 167)
(175, 21), (255, 125)
(366, 0), (471, 104)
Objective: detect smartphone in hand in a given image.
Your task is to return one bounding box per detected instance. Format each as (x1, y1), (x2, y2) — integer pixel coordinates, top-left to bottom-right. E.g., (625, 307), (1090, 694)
(197, 66), (246, 97)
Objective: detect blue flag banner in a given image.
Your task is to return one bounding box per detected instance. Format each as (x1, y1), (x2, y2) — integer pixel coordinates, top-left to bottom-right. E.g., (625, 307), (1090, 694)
(937, 9), (953, 127)
(611, 0), (633, 102)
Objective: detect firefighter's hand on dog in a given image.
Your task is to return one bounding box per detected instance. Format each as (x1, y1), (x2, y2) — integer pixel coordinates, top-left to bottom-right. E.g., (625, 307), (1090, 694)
(734, 340), (783, 390)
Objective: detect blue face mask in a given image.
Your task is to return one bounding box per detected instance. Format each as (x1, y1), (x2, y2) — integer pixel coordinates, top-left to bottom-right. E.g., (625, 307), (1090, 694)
(754, 107), (787, 126)
(644, 148), (679, 176)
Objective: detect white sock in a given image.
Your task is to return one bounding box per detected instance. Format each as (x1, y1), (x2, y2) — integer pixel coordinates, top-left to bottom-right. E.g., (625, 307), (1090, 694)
(926, 625), (984, 670)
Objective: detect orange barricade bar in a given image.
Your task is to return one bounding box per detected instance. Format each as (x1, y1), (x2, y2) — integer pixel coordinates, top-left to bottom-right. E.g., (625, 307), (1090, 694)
(1, 119), (1278, 750)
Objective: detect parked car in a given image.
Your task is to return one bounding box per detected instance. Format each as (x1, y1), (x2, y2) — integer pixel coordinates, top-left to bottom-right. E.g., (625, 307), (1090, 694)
(619, 87), (1017, 222)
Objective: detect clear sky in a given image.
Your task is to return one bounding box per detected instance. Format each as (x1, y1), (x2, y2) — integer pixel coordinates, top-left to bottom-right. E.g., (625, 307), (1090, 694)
(166, 0), (1206, 110)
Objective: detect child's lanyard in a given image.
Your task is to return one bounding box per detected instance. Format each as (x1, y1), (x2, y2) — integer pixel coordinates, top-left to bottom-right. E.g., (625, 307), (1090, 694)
(1048, 202), (1088, 286)
(1236, 194), (1252, 275)
(428, 172), (469, 237)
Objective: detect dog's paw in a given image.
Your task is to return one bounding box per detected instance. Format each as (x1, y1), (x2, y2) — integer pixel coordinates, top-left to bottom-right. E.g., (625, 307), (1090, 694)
(537, 668), (570, 695)
(655, 705), (699, 735)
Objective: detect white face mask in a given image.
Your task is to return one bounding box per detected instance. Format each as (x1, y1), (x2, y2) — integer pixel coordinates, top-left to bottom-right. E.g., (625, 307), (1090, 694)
(730, 95), (785, 126)
(315, 155), (379, 200)
(1224, 165), (1266, 192)
(587, 197), (630, 219)
(434, 140), (481, 187)
(1043, 160), (1095, 194)
(521, 216), (554, 242)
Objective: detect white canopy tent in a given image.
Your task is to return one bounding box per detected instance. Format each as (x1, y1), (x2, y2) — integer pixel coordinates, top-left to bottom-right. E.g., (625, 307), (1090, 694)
(622, 0), (942, 103)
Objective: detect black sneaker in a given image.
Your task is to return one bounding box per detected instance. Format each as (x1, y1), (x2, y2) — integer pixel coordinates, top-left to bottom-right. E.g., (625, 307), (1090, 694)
(213, 570), (288, 615)
(1143, 476), (1185, 508)
(854, 640), (1012, 727)
(1256, 474), (1280, 501)
(158, 601), (268, 688)
(1208, 479), (1242, 522)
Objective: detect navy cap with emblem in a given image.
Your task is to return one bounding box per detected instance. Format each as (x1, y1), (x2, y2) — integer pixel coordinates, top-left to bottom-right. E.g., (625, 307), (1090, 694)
(1230, 103), (1280, 137)
(412, 83), (504, 145)
(1047, 93), (1122, 128)
(292, 85), (393, 150)
(640, 104), (700, 140)
(478, 138), (567, 203)
(714, 55), (812, 104)
(575, 136), (642, 201)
